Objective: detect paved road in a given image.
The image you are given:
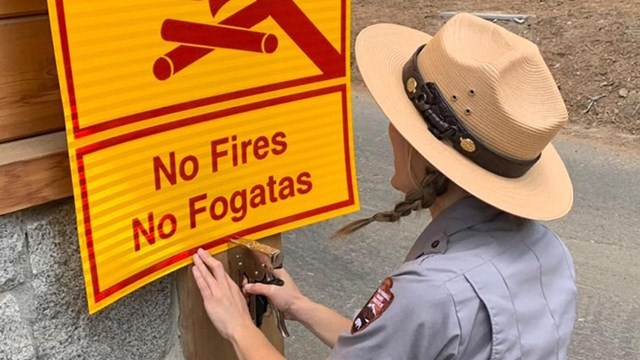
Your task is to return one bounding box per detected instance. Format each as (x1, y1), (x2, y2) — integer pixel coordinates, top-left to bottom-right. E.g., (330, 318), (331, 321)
(283, 88), (640, 359)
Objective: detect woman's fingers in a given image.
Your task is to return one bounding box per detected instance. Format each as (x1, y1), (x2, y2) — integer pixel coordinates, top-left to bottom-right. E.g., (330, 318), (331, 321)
(193, 251), (221, 294)
(192, 248), (249, 313)
(197, 249), (229, 288)
(243, 282), (273, 297)
(192, 265), (212, 299)
(189, 252), (257, 341)
(226, 274), (246, 307)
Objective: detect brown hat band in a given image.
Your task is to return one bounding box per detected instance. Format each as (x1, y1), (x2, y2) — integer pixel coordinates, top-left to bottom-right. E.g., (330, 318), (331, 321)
(401, 44), (541, 178)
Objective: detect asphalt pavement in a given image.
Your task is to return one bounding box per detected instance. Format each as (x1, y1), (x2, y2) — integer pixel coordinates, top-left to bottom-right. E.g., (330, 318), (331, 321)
(282, 87), (640, 360)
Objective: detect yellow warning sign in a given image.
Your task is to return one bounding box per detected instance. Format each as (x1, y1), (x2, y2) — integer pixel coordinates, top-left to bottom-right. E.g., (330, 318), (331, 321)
(47, 0), (357, 313)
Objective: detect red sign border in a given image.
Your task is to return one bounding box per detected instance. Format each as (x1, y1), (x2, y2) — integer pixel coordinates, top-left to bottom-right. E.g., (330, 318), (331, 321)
(76, 85), (355, 304)
(54, 0), (348, 139)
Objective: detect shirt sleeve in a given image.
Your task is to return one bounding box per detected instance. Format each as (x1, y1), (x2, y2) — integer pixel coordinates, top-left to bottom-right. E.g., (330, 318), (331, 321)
(329, 261), (461, 360)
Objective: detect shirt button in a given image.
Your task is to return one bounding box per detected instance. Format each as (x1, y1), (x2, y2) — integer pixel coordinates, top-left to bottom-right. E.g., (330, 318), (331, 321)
(431, 240), (440, 249)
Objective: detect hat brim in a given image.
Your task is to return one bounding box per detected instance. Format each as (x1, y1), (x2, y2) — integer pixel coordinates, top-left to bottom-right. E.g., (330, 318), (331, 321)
(355, 24), (573, 220)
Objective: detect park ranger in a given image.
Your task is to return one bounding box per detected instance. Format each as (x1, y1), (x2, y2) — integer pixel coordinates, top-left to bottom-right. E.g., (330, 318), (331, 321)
(190, 13), (577, 359)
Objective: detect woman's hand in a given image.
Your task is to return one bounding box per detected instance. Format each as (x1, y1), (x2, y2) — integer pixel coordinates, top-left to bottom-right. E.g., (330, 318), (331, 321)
(245, 268), (352, 348)
(192, 249), (286, 360)
(243, 268), (308, 321)
(191, 248), (254, 340)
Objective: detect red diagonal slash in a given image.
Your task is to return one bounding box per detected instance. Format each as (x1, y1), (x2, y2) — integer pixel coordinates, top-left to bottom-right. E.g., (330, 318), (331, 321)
(154, 0), (344, 80)
(154, 1), (270, 80)
(209, 0), (230, 18)
(268, 0), (344, 77)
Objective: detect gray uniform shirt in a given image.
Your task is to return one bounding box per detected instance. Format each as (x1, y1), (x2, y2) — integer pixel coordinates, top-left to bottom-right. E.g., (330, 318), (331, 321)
(330, 197), (577, 360)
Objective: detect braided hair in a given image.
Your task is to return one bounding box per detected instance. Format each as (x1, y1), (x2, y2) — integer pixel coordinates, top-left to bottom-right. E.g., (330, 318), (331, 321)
(333, 153), (450, 237)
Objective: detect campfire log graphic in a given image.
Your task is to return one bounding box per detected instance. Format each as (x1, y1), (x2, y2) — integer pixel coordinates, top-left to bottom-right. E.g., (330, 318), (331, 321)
(154, 0), (344, 81)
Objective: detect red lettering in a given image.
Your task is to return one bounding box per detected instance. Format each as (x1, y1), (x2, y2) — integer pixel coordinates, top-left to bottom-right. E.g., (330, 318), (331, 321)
(210, 196), (228, 220)
(210, 132), (287, 173)
(241, 139), (252, 165)
(158, 214), (177, 239)
(211, 137), (229, 173)
(229, 189), (248, 222)
(271, 132), (287, 155)
(153, 152), (177, 190)
(267, 175), (278, 203)
(253, 136), (270, 160)
(296, 171), (313, 194)
(133, 212), (155, 251)
(249, 184), (267, 208)
(154, 152), (200, 190)
(278, 176), (295, 200)
(180, 172), (313, 227)
(231, 135), (239, 167)
(179, 155), (199, 181)
(189, 193), (208, 229)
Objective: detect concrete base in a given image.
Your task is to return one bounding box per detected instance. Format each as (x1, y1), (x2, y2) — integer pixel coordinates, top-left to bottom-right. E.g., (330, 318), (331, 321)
(0, 199), (178, 360)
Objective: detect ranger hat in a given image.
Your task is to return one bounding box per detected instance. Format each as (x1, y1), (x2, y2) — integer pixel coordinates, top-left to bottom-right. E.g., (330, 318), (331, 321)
(355, 13), (573, 220)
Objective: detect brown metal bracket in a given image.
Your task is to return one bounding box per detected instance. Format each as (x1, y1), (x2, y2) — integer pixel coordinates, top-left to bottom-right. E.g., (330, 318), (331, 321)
(228, 238), (289, 338)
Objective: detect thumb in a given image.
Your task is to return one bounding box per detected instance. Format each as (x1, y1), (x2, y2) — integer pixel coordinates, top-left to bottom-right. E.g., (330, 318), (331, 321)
(243, 282), (273, 296)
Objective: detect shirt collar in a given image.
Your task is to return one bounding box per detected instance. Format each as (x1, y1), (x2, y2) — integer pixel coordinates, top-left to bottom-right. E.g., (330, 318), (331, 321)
(404, 196), (503, 261)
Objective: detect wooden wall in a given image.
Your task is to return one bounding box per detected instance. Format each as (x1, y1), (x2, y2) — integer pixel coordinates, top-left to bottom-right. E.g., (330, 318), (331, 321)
(0, 1), (48, 19)
(0, 0), (71, 215)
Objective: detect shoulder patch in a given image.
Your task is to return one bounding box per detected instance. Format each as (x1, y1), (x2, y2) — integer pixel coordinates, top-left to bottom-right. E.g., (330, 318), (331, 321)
(351, 277), (395, 334)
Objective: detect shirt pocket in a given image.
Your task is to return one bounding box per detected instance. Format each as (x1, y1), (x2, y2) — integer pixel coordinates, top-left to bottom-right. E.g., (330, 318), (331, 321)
(465, 263), (523, 360)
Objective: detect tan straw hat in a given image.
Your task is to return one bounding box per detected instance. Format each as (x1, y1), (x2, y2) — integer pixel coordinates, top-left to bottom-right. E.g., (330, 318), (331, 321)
(355, 13), (573, 220)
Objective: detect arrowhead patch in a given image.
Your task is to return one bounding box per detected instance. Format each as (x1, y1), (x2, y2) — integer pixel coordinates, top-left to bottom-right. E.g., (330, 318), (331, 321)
(351, 277), (395, 334)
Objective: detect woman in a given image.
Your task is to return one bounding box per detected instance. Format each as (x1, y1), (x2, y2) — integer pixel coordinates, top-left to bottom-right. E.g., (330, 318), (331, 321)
(191, 13), (577, 359)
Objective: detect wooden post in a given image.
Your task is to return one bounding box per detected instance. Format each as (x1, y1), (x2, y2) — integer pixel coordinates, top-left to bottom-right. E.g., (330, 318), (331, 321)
(177, 234), (285, 360)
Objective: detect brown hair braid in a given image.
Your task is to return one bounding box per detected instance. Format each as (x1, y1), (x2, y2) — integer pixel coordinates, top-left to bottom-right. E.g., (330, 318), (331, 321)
(332, 161), (450, 238)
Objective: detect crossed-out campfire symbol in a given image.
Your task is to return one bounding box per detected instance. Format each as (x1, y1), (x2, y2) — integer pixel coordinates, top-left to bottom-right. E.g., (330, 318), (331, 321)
(153, 0), (344, 81)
